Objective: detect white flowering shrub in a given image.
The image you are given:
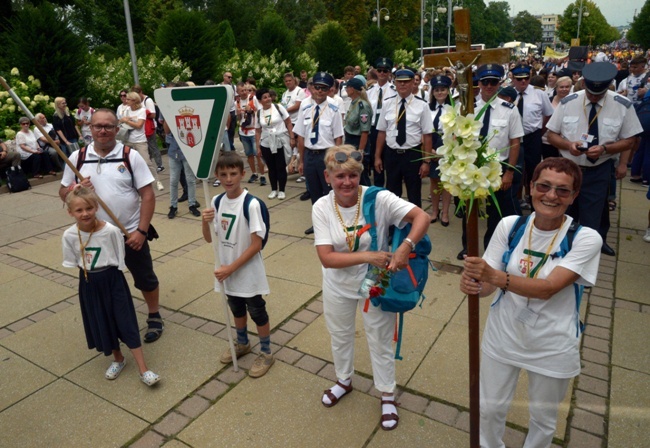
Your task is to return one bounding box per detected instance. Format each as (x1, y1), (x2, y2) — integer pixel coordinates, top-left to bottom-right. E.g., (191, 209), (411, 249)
(0, 68), (55, 140)
(86, 49), (192, 108)
(393, 49), (416, 68)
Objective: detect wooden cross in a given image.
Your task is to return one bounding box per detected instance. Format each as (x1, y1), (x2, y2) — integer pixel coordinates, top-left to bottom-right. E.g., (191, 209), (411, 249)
(424, 10), (510, 448)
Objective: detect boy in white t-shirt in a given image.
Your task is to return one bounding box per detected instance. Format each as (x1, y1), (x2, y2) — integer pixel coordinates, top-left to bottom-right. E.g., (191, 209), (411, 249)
(201, 152), (274, 378)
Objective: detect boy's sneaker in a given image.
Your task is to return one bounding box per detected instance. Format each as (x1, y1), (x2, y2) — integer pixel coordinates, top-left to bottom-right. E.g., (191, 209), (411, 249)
(189, 205), (201, 217)
(105, 360), (126, 380)
(249, 352), (274, 378)
(644, 228), (650, 243)
(220, 342), (251, 364)
(260, 176), (267, 186)
(213, 179), (221, 187)
(248, 174), (258, 183)
(168, 206), (177, 219)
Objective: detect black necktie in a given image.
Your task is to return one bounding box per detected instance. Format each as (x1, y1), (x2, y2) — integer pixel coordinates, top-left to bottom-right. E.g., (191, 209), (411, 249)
(517, 92), (524, 117)
(310, 105), (320, 145)
(587, 103), (599, 164)
(375, 87), (383, 124)
(480, 104), (491, 138)
(396, 99), (406, 146)
(433, 106), (443, 132)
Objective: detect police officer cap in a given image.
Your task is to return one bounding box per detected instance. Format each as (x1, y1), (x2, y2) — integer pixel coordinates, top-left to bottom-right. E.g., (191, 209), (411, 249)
(498, 86), (518, 103)
(430, 75), (452, 88)
(394, 67), (415, 81)
(511, 64), (531, 78)
(375, 57), (393, 69)
(313, 72), (334, 87)
(477, 63), (504, 80)
(582, 62), (617, 95)
(346, 77), (365, 91)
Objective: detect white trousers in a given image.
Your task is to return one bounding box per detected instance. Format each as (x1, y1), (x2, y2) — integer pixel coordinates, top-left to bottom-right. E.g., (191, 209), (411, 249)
(322, 291), (396, 393)
(480, 354), (571, 448)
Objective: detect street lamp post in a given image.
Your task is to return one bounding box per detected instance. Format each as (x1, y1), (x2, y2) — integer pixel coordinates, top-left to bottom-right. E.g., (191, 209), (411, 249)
(572, 0), (590, 42)
(422, 7), (439, 58)
(436, 0), (462, 53)
(373, 0), (390, 29)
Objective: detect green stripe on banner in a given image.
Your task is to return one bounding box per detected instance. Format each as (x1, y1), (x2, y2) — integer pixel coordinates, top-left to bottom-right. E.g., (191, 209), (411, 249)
(171, 87), (229, 179)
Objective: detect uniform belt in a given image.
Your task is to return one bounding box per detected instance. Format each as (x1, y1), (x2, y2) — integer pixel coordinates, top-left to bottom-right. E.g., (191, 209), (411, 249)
(389, 145), (421, 154)
(578, 164), (603, 171)
(305, 148), (326, 154)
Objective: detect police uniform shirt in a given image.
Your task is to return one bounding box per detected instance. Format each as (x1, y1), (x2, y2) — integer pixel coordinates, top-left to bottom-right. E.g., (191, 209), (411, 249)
(344, 97), (372, 136)
(293, 97), (344, 150)
(546, 90), (643, 167)
(367, 82), (396, 126)
(376, 93), (433, 149)
(516, 84), (554, 135)
(476, 98), (524, 162)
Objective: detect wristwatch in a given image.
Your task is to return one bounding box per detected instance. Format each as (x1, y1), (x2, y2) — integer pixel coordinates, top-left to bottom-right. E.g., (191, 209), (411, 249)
(136, 228), (148, 237)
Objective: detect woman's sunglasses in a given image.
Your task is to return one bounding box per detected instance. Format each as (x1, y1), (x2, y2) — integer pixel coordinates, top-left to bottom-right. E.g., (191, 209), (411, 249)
(533, 182), (574, 198)
(334, 151), (362, 163)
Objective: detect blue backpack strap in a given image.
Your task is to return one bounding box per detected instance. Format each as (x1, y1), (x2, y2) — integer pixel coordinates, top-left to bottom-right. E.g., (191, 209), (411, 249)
(394, 312), (405, 360)
(493, 215), (529, 307)
(362, 186), (384, 251)
(574, 283), (585, 336)
(213, 192), (225, 212)
(242, 192), (253, 222)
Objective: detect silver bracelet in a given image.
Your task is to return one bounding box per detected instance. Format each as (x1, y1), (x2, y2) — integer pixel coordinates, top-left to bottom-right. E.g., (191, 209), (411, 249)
(403, 238), (416, 251)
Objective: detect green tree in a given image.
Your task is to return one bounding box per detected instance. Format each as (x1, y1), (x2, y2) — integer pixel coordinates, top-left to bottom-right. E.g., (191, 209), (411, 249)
(361, 27), (394, 68)
(201, 0), (272, 52)
(253, 11), (295, 61)
(306, 21), (358, 77)
(557, 1), (620, 45)
(483, 1), (513, 47)
(215, 20), (237, 63)
(3, 1), (88, 101)
(275, 0), (327, 47)
(628, 0), (650, 48)
(512, 11), (543, 44)
(156, 9), (218, 84)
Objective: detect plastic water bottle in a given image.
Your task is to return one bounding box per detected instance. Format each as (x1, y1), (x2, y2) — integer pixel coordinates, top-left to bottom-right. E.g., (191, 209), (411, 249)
(358, 267), (378, 297)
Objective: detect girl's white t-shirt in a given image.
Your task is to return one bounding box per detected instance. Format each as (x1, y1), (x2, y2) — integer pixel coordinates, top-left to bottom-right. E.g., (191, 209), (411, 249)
(62, 222), (126, 271)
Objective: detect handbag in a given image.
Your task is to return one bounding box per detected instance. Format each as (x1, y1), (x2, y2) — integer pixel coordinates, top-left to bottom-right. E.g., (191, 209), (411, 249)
(116, 123), (134, 142)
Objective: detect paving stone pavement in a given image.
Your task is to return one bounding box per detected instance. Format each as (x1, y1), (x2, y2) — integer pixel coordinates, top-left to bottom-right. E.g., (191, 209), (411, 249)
(0, 148), (648, 447)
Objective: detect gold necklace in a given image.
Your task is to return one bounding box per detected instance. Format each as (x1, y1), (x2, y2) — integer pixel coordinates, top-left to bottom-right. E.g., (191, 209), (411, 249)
(525, 216), (565, 303)
(77, 220), (97, 282)
(333, 187), (362, 252)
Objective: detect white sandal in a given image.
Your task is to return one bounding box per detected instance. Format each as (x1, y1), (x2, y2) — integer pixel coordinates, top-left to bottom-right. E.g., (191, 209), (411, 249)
(140, 370), (160, 386)
(105, 360), (126, 380)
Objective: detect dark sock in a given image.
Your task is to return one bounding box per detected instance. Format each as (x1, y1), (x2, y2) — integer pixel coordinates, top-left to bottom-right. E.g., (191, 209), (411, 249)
(236, 327), (249, 345)
(148, 312), (162, 329)
(259, 335), (271, 354)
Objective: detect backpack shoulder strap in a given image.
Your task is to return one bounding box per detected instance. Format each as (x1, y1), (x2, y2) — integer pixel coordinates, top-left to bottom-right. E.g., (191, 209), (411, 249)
(242, 192), (253, 223)
(502, 215), (529, 267)
(74, 146), (88, 183)
(362, 186), (384, 251)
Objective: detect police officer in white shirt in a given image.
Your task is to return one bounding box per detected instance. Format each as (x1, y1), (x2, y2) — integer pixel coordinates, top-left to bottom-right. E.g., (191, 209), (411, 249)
(547, 62), (643, 256)
(367, 57), (396, 187)
(294, 72), (345, 234)
(511, 64), (554, 201)
(375, 67), (433, 207)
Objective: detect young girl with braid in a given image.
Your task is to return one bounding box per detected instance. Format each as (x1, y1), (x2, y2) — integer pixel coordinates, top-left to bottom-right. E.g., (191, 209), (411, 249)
(62, 186), (160, 386)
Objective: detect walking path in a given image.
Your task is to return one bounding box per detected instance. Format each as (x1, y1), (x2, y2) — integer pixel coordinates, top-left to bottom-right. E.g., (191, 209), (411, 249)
(0, 149), (648, 447)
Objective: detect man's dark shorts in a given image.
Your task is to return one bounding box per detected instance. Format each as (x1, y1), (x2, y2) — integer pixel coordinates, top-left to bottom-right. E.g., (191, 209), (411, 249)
(124, 239), (159, 292)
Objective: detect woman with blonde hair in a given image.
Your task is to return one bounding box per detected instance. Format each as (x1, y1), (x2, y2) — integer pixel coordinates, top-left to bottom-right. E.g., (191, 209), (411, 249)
(119, 92), (157, 176)
(53, 97), (80, 156)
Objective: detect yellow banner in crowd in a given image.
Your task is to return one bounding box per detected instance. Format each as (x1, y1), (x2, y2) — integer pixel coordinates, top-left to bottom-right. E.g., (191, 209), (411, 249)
(544, 47), (569, 59)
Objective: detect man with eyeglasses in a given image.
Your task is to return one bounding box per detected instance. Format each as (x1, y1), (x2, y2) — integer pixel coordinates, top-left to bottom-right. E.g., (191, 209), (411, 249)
(58, 109), (165, 342)
(375, 67), (433, 208)
(294, 72), (344, 234)
(511, 64), (554, 208)
(547, 62), (643, 256)
(457, 64), (525, 260)
(366, 57), (397, 187)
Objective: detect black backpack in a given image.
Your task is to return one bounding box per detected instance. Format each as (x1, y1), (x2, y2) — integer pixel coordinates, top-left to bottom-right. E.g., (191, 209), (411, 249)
(213, 191), (270, 249)
(6, 166), (31, 193)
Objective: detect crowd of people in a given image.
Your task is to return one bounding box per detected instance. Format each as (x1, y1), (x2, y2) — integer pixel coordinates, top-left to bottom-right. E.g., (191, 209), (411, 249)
(1, 46), (648, 443)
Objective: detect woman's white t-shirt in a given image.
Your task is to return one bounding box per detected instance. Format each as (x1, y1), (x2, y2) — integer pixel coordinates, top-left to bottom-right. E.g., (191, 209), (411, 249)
(15, 130), (38, 160)
(481, 214), (602, 378)
(123, 107), (147, 143)
(312, 187), (414, 300)
(211, 191), (270, 297)
(255, 104), (290, 148)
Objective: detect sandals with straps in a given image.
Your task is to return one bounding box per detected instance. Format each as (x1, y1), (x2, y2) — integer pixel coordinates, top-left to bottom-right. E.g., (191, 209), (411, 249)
(322, 381), (353, 408)
(380, 398), (400, 431)
(144, 317), (164, 343)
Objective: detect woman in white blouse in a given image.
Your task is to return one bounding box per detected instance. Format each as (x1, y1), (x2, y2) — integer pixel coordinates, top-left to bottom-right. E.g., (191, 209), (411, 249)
(15, 117), (55, 178)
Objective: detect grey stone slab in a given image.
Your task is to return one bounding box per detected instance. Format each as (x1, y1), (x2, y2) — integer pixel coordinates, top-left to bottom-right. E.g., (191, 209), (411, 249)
(0, 213), (22, 227)
(264, 239), (325, 287)
(0, 262), (29, 285)
(0, 380), (148, 447)
(0, 346), (56, 412)
(1, 305), (99, 376)
(258, 199), (314, 238)
(609, 367), (650, 448)
(290, 311), (445, 386)
(178, 362), (378, 448)
(412, 270), (466, 324)
(367, 408), (469, 447)
(615, 261), (650, 305)
(426, 215), (488, 267)
(2, 194), (67, 219)
(10, 235), (65, 272)
(0, 218), (54, 246)
(0, 273), (75, 328)
(66, 320), (225, 423)
(619, 188), (648, 232)
(612, 308), (650, 374)
(145, 218), (204, 254)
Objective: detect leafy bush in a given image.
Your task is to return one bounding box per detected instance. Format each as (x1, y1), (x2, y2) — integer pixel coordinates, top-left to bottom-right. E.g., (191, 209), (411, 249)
(86, 50), (192, 109)
(0, 68), (55, 140)
(393, 49), (416, 69)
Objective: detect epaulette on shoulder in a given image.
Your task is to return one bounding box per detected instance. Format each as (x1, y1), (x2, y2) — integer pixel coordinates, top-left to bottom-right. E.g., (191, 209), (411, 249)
(415, 96), (427, 102)
(389, 84), (396, 90)
(385, 94), (398, 101)
(561, 93), (578, 105)
(328, 102), (339, 112)
(501, 101), (514, 109)
(614, 94), (632, 109)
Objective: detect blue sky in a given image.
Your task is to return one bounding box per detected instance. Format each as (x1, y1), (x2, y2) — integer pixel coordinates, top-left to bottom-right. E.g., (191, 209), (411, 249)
(503, 0), (643, 27)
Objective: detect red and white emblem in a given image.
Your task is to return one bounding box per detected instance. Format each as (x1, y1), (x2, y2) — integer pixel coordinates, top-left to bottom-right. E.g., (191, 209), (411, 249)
(175, 106), (202, 147)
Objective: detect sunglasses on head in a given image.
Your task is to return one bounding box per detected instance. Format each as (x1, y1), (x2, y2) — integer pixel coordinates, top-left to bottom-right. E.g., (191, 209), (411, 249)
(334, 151), (362, 163)
(480, 79), (500, 86)
(533, 182), (574, 198)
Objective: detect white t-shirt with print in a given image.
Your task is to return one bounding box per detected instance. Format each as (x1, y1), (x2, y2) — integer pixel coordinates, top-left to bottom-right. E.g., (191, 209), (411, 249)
(281, 87), (306, 124)
(75, 107), (94, 140)
(62, 222), (126, 271)
(211, 191), (270, 297)
(481, 214), (602, 378)
(122, 107), (147, 143)
(255, 104), (290, 148)
(312, 187), (414, 300)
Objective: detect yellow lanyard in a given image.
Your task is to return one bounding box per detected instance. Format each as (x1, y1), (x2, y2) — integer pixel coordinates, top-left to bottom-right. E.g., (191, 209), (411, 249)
(395, 96), (413, 124)
(311, 103), (323, 130)
(583, 95), (606, 129)
(525, 217), (564, 302)
(77, 220), (97, 282)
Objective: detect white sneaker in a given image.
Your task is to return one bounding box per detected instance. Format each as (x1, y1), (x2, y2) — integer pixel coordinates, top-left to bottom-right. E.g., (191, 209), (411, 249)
(156, 181), (164, 191)
(296, 176), (306, 183)
(268, 191), (278, 199)
(644, 228), (650, 243)
(278, 191), (286, 200)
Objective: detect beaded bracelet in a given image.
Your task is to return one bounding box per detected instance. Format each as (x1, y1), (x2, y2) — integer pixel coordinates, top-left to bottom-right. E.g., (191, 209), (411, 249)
(502, 272), (510, 293)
